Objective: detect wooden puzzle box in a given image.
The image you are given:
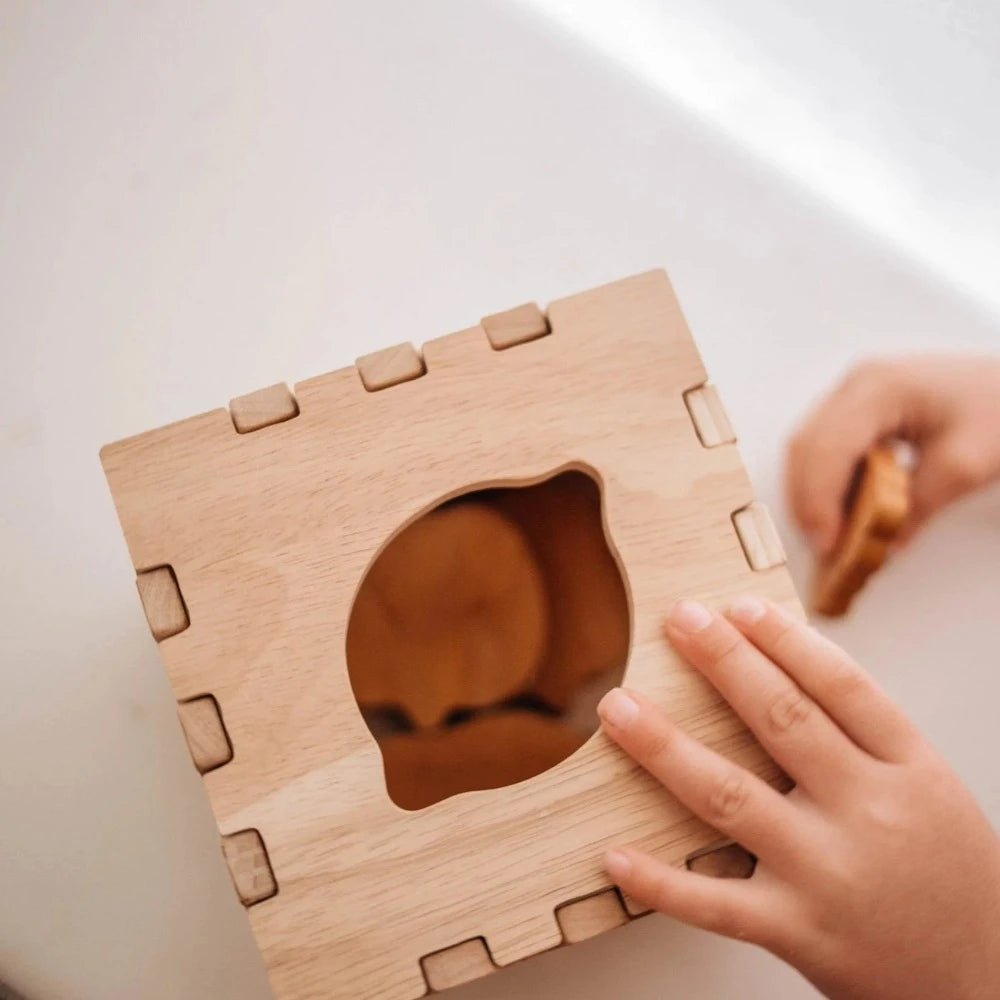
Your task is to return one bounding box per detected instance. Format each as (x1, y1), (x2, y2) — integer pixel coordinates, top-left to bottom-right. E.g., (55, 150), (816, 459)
(100, 269), (801, 1000)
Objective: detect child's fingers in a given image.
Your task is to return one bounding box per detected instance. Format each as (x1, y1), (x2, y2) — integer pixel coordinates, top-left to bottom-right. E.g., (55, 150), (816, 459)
(785, 364), (898, 554)
(727, 598), (924, 763)
(597, 688), (811, 874)
(663, 602), (865, 797)
(604, 847), (785, 948)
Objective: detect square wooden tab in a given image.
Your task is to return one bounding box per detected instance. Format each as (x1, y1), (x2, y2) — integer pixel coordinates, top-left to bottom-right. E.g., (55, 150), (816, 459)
(356, 343), (425, 391)
(482, 302), (549, 350)
(732, 501), (787, 571)
(222, 829), (277, 907)
(135, 566), (189, 641)
(684, 383), (736, 447)
(229, 383), (299, 433)
(177, 695), (232, 774)
(421, 939), (496, 992)
(556, 889), (629, 944)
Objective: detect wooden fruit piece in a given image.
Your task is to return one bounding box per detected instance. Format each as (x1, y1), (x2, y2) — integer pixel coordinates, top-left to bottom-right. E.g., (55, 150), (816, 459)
(812, 446), (910, 617)
(488, 471), (630, 711)
(347, 502), (548, 728)
(379, 711), (586, 810)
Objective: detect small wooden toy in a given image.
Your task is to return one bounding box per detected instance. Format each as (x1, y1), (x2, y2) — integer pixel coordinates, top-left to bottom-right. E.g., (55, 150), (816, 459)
(487, 470), (631, 711)
(379, 711), (585, 811)
(347, 501), (548, 728)
(812, 446), (910, 616)
(101, 270), (802, 1000)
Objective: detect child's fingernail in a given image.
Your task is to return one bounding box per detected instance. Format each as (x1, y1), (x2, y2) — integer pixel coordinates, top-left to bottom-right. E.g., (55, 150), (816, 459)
(605, 850), (633, 880)
(668, 600), (712, 633)
(598, 688), (639, 729)
(729, 596), (766, 624)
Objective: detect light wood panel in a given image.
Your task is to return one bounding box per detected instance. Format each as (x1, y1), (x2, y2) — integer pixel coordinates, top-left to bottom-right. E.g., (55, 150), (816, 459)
(101, 270), (802, 1000)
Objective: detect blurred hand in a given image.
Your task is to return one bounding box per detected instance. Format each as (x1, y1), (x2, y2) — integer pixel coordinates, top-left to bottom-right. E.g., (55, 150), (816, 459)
(598, 598), (1000, 1000)
(785, 356), (1000, 553)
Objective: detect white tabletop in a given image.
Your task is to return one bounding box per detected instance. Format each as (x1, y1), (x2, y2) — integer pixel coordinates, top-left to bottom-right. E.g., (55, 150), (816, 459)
(2, 2), (998, 998)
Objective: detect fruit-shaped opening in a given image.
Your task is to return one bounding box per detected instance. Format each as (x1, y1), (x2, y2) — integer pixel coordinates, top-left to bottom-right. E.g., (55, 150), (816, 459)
(346, 469), (631, 810)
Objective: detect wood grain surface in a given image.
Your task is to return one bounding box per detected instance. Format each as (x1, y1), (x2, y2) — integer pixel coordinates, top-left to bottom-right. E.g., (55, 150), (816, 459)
(101, 270), (802, 1000)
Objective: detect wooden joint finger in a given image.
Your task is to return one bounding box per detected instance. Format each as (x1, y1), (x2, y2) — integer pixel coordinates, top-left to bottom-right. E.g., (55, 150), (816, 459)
(356, 343), (426, 391)
(177, 695), (233, 773)
(732, 502), (786, 571)
(420, 938), (497, 992)
(221, 829), (277, 907)
(229, 383), (299, 433)
(555, 888), (630, 944)
(135, 566), (189, 641)
(684, 383), (736, 447)
(482, 302), (550, 350)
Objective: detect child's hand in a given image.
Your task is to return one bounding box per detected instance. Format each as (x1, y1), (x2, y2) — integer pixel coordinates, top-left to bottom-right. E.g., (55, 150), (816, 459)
(786, 356), (1000, 553)
(599, 598), (1000, 1000)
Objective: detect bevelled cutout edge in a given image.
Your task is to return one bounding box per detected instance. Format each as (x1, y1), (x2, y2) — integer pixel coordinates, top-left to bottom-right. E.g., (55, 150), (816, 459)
(684, 383), (736, 447)
(421, 938), (497, 992)
(732, 502), (787, 571)
(356, 343), (426, 392)
(555, 888), (630, 944)
(687, 842), (757, 879)
(622, 892), (652, 917)
(221, 829), (277, 907)
(135, 565), (189, 641)
(177, 695), (233, 774)
(229, 383), (299, 433)
(482, 302), (550, 351)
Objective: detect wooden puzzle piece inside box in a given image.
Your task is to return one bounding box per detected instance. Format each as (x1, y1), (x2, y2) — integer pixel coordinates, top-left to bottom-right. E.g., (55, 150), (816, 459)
(101, 270), (803, 1000)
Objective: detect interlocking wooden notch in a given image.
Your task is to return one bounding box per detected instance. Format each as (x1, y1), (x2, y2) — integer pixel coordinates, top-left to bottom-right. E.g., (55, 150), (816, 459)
(421, 939), (497, 992)
(481, 302), (550, 350)
(687, 842), (756, 879)
(556, 889), (630, 944)
(135, 566), (189, 641)
(100, 270), (802, 1000)
(356, 342), (425, 391)
(177, 695), (232, 774)
(813, 445), (910, 616)
(684, 383), (736, 447)
(221, 829), (277, 907)
(229, 383), (299, 433)
(732, 501), (786, 571)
